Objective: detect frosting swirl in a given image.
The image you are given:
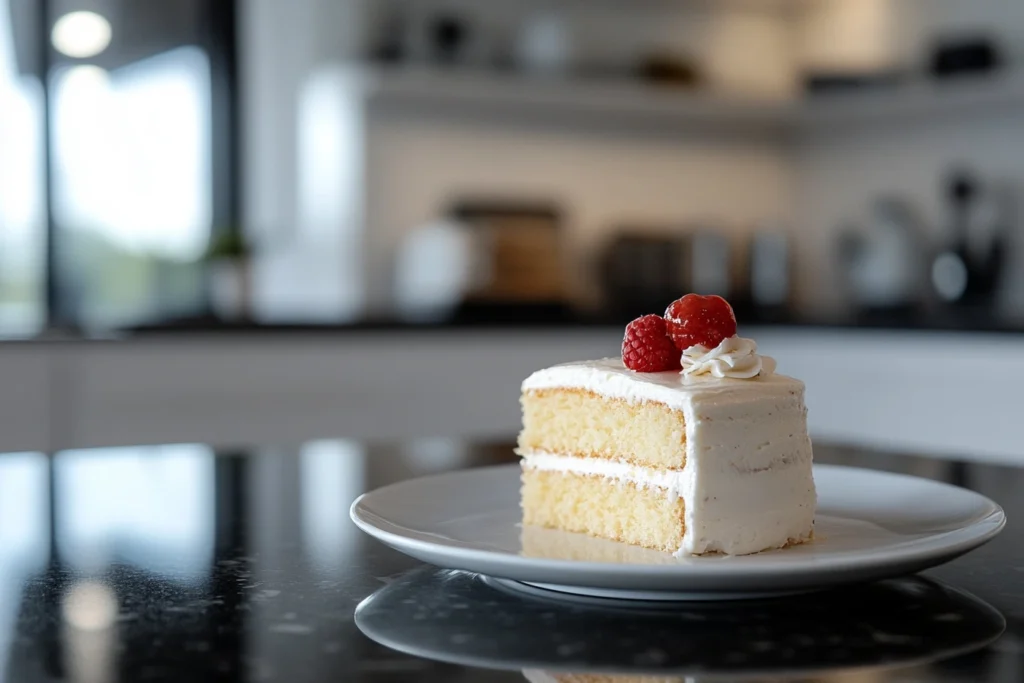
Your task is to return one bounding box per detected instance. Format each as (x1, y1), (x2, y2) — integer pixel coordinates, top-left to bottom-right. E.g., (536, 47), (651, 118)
(680, 336), (776, 382)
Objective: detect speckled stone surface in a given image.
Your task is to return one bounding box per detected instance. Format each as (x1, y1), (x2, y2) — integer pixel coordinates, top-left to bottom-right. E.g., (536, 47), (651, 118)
(0, 441), (1022, 682)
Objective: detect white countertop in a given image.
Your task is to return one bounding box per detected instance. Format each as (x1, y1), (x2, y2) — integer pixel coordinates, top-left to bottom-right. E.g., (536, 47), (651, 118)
(1, 326), (1020, 464)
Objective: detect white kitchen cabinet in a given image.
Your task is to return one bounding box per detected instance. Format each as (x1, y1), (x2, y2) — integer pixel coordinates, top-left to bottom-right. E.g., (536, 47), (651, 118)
(0, 348), (53, 452)
(2, 328), (1023, 465)
(58, 330), (617, 449)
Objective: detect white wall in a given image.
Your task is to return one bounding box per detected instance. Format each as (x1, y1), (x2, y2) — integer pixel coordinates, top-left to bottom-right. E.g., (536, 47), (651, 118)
(796, 0), (897, 74)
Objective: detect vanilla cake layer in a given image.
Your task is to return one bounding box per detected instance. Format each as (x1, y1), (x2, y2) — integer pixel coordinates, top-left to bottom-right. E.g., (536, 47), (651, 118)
(521, 468), (686, 553)
(519, 358), (817, 556)
(520, 388), (687, 469)
(521, 451), (813, 555)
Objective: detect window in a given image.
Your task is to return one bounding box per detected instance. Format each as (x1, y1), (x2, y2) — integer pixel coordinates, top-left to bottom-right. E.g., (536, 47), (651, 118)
(52, 47), (212, 328)
(0, 1), (45, 335)
(0, 0), (237, 334)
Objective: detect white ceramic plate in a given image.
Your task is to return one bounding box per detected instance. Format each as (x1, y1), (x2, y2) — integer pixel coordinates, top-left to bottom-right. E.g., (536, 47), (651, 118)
(350, 464), (1005, 600)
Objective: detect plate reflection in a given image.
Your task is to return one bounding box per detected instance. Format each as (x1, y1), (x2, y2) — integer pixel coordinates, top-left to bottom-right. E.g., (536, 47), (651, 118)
(355, 566), (1005, 680)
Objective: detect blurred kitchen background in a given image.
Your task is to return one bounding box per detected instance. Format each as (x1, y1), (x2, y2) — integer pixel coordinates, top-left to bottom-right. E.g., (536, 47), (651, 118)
(2, 0), (1024, 459)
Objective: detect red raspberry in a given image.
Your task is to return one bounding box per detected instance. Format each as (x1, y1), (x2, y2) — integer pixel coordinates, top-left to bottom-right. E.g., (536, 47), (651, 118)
(664, 294), (737, 351)
(621, 315), (681, 372)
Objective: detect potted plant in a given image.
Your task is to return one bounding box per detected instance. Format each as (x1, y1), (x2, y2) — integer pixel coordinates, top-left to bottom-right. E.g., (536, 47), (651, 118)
(204, 230), (253, 321)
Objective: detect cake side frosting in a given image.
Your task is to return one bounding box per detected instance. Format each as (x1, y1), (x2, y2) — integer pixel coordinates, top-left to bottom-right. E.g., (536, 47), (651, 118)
(679, 382), (815, 556)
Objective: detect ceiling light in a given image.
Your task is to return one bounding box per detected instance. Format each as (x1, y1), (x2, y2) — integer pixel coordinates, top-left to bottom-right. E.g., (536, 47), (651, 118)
(52, 11), (112, 59)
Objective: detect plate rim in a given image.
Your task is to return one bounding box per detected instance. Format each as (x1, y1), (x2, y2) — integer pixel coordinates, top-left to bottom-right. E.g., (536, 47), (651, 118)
(350, 463), (1005, 583)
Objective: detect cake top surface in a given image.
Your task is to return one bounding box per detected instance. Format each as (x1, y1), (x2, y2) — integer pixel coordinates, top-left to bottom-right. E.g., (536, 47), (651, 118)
(531, 294), (804, 409)
(522, 357), (803, 410)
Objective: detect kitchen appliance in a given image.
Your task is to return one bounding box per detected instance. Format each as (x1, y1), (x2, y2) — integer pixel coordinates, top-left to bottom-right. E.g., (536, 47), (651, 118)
(689, 230), (732, 297)
(748, 230), (791, 313)
(929, 169), (1005, 308)
(838, 196), (927, 313)
(514, 11), (572, 76)
(993, 181), (1024, 320)
(638, 52), (701, 88)
(399, 7), (491, 68)
(600, 227), (734, 321)
(930, 36), (1002, 79)
(599, 232), (687, 321)
(394, 201), (568, 322)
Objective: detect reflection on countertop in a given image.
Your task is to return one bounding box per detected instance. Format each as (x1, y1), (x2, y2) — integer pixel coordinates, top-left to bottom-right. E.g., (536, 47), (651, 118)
(356, 568), (1004, 678)
(1, 440), (1023, 682)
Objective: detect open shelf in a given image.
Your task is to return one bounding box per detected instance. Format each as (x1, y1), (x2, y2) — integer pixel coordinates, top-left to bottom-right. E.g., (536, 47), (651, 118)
(799, 70), (1024, 129)
(343, 64), (1024, 136)
(355, 65), (796, 135)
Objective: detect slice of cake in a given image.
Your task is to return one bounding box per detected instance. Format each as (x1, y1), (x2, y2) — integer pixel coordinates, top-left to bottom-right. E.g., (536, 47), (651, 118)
(518, 294), (815, 556)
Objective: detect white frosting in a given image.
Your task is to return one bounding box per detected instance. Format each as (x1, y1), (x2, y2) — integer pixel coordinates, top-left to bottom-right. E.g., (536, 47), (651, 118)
(520, 450), (688, 498)
(680, 335), (776, 383)
(521, 357), (799, 412)
(521, 357), (816, 556)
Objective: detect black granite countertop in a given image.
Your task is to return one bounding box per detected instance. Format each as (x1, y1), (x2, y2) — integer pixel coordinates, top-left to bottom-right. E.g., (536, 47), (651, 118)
(1, 440), (1022, 682)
